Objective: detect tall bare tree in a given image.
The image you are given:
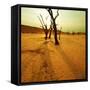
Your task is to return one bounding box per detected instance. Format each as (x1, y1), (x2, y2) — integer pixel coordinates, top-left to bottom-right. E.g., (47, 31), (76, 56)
(38, 14), (49, 40)
(47, 8), (59, 45)
(49, 20), (53, 39)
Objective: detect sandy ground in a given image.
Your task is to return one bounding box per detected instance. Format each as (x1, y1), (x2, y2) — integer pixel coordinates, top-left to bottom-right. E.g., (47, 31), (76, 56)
(21, 33), (86, 83)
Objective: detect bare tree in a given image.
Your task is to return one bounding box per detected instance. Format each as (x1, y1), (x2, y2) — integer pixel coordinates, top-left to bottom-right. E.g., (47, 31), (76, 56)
(47, 8), (59, 45)
(49, 20), (53, 39)
(38, 14), (49, 40)
(56, 25), (62, 40)
(38, 15), (44, 29)
(58, 27), (62, 40)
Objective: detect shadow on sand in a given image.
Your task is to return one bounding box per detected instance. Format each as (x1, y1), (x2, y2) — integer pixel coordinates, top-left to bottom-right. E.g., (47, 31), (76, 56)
(22, 40), (58, 82)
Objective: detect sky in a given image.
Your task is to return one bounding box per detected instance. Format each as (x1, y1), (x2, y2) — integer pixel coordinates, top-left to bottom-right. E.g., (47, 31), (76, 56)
(21, 7), (86, 33)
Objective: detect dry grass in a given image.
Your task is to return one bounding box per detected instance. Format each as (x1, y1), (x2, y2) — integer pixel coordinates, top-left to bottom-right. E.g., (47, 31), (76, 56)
(21, 33), (86, 83)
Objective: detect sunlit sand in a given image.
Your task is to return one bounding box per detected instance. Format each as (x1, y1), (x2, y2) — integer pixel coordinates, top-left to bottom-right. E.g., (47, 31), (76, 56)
(21, 33), (86, 83)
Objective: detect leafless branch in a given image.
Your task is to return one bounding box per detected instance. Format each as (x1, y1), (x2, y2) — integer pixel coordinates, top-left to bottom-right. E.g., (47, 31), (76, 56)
(37, 16), (44, 29)
(45, 15), (49, 20)
(40, 14), (46, 26)
(54, 10), (59, 20)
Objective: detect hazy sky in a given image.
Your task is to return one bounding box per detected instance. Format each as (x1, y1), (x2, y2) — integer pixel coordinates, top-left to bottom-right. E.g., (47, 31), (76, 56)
(21, 7), (86, 33)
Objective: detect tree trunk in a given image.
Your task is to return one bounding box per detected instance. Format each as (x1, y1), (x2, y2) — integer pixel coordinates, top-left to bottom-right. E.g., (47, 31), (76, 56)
(49, 28), (52, 39)
(49, 30), (51, 39)
(45, 32), (48, 40)
(53, 20), (59, 45)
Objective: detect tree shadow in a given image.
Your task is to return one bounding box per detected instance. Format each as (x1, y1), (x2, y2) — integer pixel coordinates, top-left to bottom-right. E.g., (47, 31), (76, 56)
(22, 41), (51, 54)
(21, 40), (58, 82)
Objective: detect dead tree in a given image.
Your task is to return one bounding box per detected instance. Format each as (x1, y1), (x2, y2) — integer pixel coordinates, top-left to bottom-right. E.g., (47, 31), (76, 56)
(56, 25), (62, 40)
(58, 27), (62, 40)
(49, 20), (53, 39)
(47, 8), (59, 45)
(38, 14), (49, 40)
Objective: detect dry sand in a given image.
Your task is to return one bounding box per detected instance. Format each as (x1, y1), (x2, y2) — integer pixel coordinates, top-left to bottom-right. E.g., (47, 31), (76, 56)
(21, 33), (86, 83)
